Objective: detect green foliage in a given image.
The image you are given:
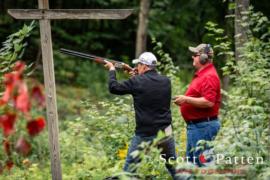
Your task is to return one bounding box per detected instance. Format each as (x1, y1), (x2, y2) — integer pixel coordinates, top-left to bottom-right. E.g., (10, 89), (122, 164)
(0, 0), (234, 76)
(78, 97), (135, 163)
(151, 37), (185, 96)
(54, 52), (109, 98)
(152, 37), (179, 78)
(1, 2), (270, 179)
(126, 133), (173, 180)
(209, 7), (270, 180)
(0, 37), (186, 179)
(247, 7), (270, 41)
(0, 97), (130, 179)
(54, 52), (132, 99)
(204, 21), (235, 76)
(149, 0), (227, 65)
(0, 21), (35, 75)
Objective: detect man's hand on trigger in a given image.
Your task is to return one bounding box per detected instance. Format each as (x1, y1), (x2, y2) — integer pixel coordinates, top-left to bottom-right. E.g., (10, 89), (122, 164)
(104, 60), (115, 71)
(129, 68), (137, 77)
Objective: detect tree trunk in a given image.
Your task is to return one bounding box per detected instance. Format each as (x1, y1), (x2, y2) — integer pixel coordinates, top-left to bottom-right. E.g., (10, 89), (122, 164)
(135, 0), (150, 57)
(222, 0), (235, 92)
(234, 0), (249, 61)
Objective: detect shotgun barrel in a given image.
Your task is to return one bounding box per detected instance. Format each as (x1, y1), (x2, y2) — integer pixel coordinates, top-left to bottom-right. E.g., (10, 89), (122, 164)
(59, 48), (134, 72)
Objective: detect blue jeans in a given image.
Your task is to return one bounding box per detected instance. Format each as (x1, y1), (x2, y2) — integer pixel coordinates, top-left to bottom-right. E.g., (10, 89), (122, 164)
(123, 134), (176, 178)
(186, 119), (220, 166)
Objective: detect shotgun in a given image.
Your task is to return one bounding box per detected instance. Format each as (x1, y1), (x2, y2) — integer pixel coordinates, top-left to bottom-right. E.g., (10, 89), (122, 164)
(59, 48), (134, 72)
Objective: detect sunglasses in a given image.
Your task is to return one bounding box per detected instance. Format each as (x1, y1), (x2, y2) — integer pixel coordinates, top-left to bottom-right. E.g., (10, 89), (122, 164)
(192, 54), (200, 58)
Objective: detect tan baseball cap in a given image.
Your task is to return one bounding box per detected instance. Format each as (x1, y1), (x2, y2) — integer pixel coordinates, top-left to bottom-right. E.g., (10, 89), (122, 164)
(188, 44), (214, 55)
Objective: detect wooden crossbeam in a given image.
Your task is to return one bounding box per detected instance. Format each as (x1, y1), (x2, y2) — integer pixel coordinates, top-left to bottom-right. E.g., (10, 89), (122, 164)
(8, 9), (133, 20)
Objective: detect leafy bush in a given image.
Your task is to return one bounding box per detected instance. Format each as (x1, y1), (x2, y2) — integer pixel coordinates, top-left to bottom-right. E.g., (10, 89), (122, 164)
(0, 21), (35, 78)
(203, 7), (270, 180)
(0, 61), (46, 174)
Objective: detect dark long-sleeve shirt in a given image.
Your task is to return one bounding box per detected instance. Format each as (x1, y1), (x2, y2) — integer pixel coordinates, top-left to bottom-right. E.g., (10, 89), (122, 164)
(108, 69), (172, 136)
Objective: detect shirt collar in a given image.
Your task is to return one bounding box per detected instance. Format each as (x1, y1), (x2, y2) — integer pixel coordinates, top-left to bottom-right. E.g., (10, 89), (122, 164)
(144, 69), (157, 74)
(195, 63), (214, 77)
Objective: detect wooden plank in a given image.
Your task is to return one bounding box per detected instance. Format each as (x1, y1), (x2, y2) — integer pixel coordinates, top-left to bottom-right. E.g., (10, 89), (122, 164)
(38, 0), (62, 180)
(8, 9), (133, 20)
(39, 19), (62, 180)
(38, 0), (48, 9)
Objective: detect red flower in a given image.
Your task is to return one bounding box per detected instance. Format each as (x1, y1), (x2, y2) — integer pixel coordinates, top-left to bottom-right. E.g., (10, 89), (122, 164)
(15, 137), (31, 156)
(31, 85), (45, 107)
(3, 140), (11, 155)
(0, 163), (3, 174)
(0, 71), (22, 106)
(0, 113), (16, 137)
(0, 73), (16, 105)
(15, 82), (31, 113)
(0, 99), (6, 106)
(27, 117), (46, 136)
(5, 160), (14, 170)
(13, 61), (26, 74)
(0, 61), (25, 106)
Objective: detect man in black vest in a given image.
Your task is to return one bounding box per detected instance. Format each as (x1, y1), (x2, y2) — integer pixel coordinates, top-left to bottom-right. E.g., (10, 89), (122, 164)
(104, 52), (177, 179)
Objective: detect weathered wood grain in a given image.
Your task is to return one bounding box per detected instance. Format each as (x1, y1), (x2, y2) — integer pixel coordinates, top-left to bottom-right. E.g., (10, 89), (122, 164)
(38, 0), (62, 180)
(8, 9), (133, 20)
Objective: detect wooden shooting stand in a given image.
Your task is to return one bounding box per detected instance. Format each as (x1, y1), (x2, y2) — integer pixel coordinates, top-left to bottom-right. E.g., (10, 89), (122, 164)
(8, 1), (132, 179)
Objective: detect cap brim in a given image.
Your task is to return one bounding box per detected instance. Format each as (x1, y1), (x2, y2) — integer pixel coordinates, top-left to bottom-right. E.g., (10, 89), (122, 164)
(132, 59), (140, 64)
(188, 46), (199, 53)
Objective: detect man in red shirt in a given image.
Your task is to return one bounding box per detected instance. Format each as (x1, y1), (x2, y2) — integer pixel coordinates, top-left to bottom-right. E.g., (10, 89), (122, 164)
(174, 43), (221, 166)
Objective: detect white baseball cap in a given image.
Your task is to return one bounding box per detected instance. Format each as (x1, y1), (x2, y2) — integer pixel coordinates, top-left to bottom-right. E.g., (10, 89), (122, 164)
(132, 52), (158, 66)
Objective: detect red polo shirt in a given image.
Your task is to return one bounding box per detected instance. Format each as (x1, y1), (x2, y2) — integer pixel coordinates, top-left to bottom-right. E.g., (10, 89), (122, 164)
(180, 63), (221, 121)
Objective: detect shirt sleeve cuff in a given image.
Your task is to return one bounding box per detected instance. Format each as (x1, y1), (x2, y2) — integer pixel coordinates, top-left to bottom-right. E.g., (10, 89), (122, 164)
(109, 67), (116, 71)
(109, 70), (116, 79)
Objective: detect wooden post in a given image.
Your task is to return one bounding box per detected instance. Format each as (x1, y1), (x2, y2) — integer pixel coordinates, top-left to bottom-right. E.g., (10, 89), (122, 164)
(38, 0), (62, 179)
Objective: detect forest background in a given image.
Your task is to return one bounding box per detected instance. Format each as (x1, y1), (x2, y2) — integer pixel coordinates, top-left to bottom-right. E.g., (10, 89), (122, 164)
(0, 0), (270, 179)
